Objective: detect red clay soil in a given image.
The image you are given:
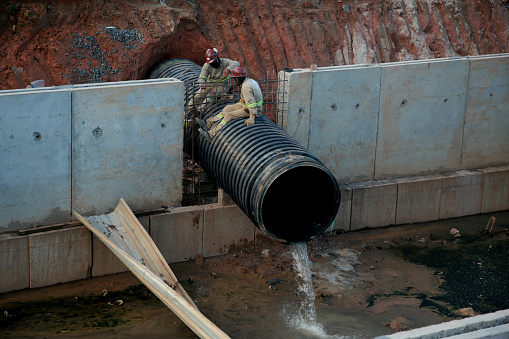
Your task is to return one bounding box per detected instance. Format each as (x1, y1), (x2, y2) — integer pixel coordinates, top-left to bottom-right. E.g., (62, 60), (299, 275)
(1, 0), (508, 90)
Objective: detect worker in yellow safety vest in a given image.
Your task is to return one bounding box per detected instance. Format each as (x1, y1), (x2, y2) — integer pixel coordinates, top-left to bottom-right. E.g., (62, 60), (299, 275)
(189, 48), (240, 110)
(196, 66), (263, 141)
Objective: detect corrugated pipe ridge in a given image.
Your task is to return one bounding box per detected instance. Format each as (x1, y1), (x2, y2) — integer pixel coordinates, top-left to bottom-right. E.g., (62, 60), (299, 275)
(149, 59), (341, 242)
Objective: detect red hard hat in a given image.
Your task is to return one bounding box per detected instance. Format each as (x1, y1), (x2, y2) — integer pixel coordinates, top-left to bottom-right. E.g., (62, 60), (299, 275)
(205, 48), (218, 63)
(231, 66), (247, 78)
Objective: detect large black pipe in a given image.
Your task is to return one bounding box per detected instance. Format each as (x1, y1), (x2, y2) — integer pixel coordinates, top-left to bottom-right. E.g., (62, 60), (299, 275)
(149, 59), (340, 243)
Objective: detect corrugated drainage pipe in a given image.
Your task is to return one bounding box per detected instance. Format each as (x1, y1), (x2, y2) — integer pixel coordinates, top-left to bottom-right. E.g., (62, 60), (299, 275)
(149, 59), (340, 243)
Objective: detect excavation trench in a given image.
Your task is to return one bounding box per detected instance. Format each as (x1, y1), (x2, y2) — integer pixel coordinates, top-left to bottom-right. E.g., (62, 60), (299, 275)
(149, 59), (341, 243)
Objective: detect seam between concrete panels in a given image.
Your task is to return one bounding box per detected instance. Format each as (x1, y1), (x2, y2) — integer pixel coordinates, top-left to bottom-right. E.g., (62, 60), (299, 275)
(479, 170), (486, 213)
(437, 176), (444, 219)
(460, 57), (472, 170)
(70, 89), (74, 219)
(373, 65), (383, 180)
(349, 189), (353, 231)
(28, 236), (32, 289)
(306, 71), (313, 150)
(394, 182), (399, 225)
(200, 207), (205, 256)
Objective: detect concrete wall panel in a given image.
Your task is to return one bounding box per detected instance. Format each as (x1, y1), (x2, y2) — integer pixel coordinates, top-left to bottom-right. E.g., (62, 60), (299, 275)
(0, 236), (29, 293)
(376, 59), (468, 179)
(72, 79), (184, 216)
(203, 204), (255, 257)
(439, 170), (483, 219)
(462, 55), (509, 169)
(0, 90), (72, 230)
(284, 71), (312, 148)
(396, 175), (443, 224)
(351, 180), (397, 230)
(332, 187), (352, 232)
(30, 227), (91, 288)
(308, 66), (381, 183)
(150, 206), (204, 263)
(480, 166), (509, 213)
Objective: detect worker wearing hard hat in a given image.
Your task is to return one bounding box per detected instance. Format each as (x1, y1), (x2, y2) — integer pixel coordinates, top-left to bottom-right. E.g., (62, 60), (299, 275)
(189, 48), (240, 109)
(196, 66), (263, 141)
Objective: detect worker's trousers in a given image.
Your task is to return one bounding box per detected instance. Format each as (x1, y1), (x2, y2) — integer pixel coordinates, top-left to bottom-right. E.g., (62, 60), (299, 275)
(207, 103), (250, 138)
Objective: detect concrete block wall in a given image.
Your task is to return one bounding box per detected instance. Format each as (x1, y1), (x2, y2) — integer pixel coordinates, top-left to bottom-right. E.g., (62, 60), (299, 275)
(0, 79), (184, 231)
(0, 203), (260, 293)
(29, 227), (91, 288)
(282, 54), (509, 184)
(333, 166), (509, 232)
(1, 165), (508, 293)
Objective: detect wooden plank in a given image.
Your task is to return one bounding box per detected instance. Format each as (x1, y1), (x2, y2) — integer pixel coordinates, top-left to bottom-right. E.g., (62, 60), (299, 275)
(74, 200), (195, 306)
(73, 204), (230, 339)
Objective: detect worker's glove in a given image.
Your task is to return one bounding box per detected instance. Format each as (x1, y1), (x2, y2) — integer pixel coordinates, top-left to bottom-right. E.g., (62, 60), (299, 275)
(223, 69), (230, 77)
(245, 116), (255, 126)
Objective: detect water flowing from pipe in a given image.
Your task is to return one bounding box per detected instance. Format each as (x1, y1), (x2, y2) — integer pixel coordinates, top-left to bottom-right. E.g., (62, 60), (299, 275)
(287, 242), (328, 337)
(287, 242), (350, 339)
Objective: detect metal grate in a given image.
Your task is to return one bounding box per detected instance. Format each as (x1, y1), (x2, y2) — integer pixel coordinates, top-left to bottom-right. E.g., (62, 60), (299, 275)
(181, 73), (288, 206)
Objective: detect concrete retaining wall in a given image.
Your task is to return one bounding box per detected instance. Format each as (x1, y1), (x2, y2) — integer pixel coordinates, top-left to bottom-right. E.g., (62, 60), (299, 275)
(375, 309), (509, 339)
(282, 54), (509, 184)
(1, 165), (507, 293)
(332, 166), (509, 232)
(0, 55), (508, 294)
(0, 79), (184, 231)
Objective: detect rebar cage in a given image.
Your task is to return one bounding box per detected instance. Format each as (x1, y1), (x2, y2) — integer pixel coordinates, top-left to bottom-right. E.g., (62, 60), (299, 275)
(181, 73), (288, 206)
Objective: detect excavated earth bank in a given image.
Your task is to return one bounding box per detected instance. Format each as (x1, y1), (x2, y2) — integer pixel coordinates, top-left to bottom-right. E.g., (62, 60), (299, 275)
(1, 0), (508, 89)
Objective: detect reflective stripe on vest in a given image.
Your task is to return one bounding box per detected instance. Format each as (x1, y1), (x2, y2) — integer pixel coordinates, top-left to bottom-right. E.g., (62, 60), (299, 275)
(220, 120), (227, 125)
(242, 100), (263, 108)
(205, 74), (231, 83)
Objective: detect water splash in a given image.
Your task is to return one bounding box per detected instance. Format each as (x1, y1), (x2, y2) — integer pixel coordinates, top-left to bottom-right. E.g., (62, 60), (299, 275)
(286, 242), (330, 338)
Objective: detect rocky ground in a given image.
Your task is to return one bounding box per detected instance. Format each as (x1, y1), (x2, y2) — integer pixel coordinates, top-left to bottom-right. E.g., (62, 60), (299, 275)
(1, 211), (508, 338)
(1, 0), (508, 89)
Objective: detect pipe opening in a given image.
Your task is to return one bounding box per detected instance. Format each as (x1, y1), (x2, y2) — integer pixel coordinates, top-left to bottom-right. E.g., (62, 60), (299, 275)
(261, 166), (340, 242)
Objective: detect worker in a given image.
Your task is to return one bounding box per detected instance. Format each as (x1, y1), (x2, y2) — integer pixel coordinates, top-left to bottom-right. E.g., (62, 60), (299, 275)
(189, 48), (240, 110)
(196, 66), (263, 142)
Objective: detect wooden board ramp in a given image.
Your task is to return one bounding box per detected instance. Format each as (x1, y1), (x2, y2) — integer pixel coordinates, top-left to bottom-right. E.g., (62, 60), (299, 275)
(73, 198), (230, 339)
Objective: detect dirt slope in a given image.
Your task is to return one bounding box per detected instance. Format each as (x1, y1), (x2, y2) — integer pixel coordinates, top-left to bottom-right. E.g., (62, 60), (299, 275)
(1, 0), (508, 89)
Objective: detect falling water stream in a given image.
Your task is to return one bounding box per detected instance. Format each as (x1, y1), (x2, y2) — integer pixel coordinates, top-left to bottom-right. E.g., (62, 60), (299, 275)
(287, 242), (336, 338)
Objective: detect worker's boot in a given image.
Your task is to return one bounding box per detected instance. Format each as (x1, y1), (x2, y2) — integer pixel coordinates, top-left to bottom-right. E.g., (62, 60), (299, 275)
(195, 118), (209, 131)
(198, 128), (212, 142)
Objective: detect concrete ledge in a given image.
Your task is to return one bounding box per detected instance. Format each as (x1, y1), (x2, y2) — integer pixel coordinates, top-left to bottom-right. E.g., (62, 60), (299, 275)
(350, 180), (397, 230)
(450, 323), (509, 339)
(29, 227), (91, 288)
(150, 205), (204, 263)
(396, 175), (444, 224)
(203, 204), (255, 257)
(332, 186), (352, 232)
(480, 165), (509, 213)
(0, 235), (29, 293)
(375, 309), (509, 339)
(439, 170), (483, 219)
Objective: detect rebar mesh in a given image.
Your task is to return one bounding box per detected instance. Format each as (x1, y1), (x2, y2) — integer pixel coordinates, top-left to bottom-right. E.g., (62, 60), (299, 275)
(181, 73), (288, 206)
